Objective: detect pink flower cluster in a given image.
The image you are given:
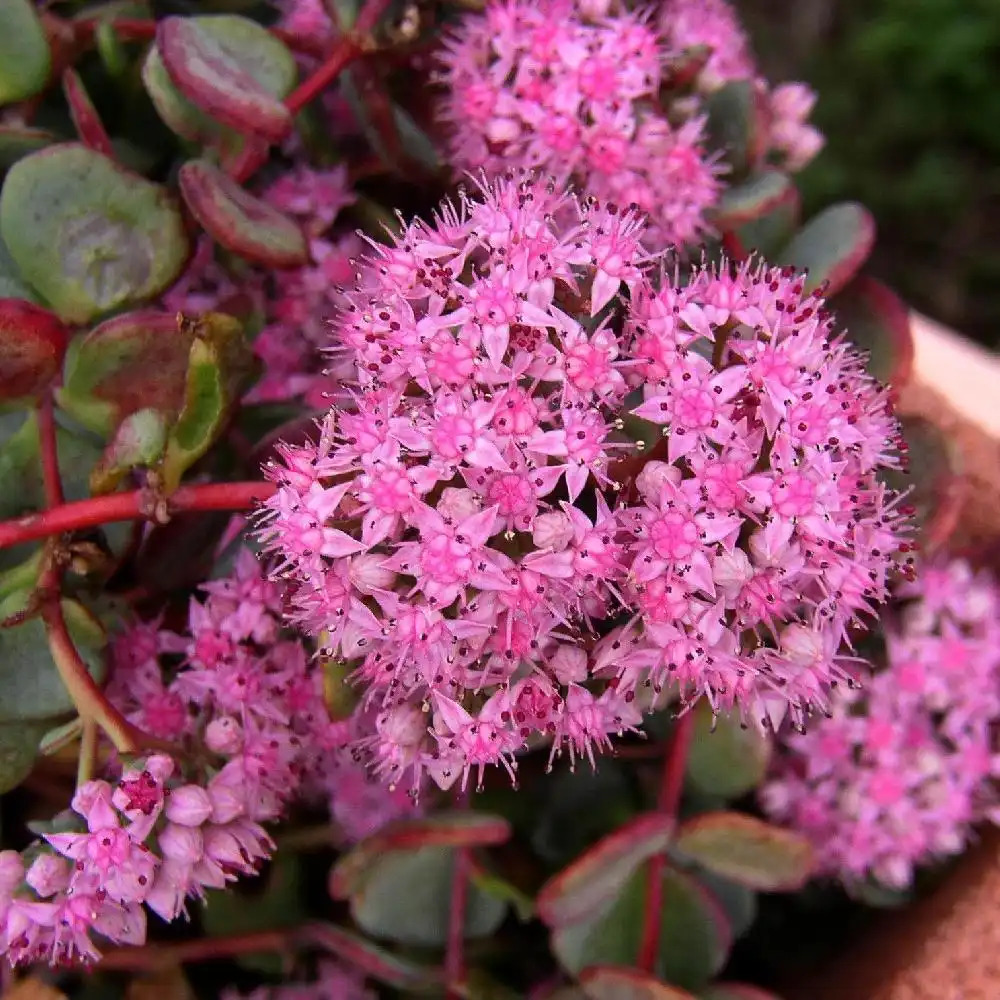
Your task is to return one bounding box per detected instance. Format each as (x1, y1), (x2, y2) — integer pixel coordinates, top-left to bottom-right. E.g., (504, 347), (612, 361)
(258, 173), (910, 794)
(0, 754), (271, 965)
(762, 559), (1000, 890)
(438, 0), (723, 250)
(222, 960), (375, 1000)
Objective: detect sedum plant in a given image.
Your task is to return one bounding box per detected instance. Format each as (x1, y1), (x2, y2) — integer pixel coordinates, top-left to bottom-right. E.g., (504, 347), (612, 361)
(0, 0), (990, 997)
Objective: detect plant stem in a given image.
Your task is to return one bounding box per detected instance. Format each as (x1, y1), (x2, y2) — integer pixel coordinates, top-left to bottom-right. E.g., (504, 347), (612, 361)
(97, 929), (291, 971)
(37, 397), (64, 508)
(76, 718), (98, 787)
(636, 711), (696, 974)
(0, 481), (276, 552)
(445, 797), (471, 1000)
(284, 36), (366, 117)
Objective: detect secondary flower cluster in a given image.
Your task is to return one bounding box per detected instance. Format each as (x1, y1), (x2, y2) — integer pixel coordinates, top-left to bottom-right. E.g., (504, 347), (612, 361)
(762, 559), (1000, 890)
(258, 172), (910, 794)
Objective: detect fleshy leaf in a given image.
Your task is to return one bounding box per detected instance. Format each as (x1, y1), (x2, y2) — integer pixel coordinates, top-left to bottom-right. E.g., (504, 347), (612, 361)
(685, 702), (771, 801)
(58, 310), (195, 435)
(0, 591), (107, 723)
(157, 15), (295, 142)
(0, 720), (50, 794)
(302, 924), (442, 992)
(349, 845), (508, 947)
(674, 813), (814, 891)
(705, 81), (764, 177)
(0, 126), (56, 169)
(715, 171), (801, 260)
(160, 312), (254, 490)
(90, 408), (169, 495)
(692, 870), (757, 941)
(178, 159), (308, 268)
(0, 0), (51, 105)
(776, 203), (876, 296)
(468, 855), (534, 922)
(831, 276), (914, 388)
(579, 967), (697, 1000)
(537, 813), (673, 928)
(331, 812), (512, 898)
(0, 144), (188, 323)
(551, 865), (731, 991)
(0, 299), (68, 401)
(61, 70), (114, 158)
(0, 234), (35, 301)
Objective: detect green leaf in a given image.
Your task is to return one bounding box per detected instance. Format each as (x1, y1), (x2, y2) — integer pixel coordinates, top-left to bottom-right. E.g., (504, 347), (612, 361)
(90, 408), (168, 495)
(551, 865), (731, 991)
(579, 967), (697, 1000)
(0, 299), (68, 402)
(0, 0), (51, 105)
(178, 159), (308, 268)
(468, 856), (534, 922)
(537, 814), (674, 929)
(156, 15), (296, 141)
(0, 144), (189, 324)
(350, 845), (508, 947)
(0, 590), (107, 723)
(715, 171), (801, 260)
(0, 126), (57, 170)
(674, 813), (814, 892)
(0, 233), (35, 301)
(0, 720), (49, 794)
(58, 309), (195, 436)
(705, 82), (763, 177)
(331, 812), (512, 898)
(831, 276), (914, 387)
(160, 312), (254, 490)
(775, 203), (876, 296)
(690, 870), (757, 940)
(685, 702), (771, 801)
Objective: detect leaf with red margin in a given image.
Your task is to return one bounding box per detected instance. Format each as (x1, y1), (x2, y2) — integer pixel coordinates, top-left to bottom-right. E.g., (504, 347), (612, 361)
(179, 159), (308, 268)
(537, 814), (674, 929)
(0, 126), (55, 169)
(775, 203), (876, 296)
(301, 924), (441, 992)
(831, 276), (914, 389)
(674, 813), (814, 892)
(329, 812), (511, 898)
(157, 15), (294, 142)
(0, 0), (50, 105)
(715, 171), (801, 261)
(61, 70), (113, 158)
(701, 985), (783, 1000)
(0, 300), (68, 401)
(57, 310), (195, 435)
(705, 81), (767, 177)
(579, 967), (697, 1000)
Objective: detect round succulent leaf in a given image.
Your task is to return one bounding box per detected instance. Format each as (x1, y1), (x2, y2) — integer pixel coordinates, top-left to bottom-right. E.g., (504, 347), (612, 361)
(179, 159), (308, 267)
(775, 203), (876, 297)
(350, 845), (508, 947)
(689, 870), (757, 941)
(552, 865), (731, 991)
(830, 276), (914, 388)
(89, 408), (168, 495)
(0, 590), (107, 723)
(713, 171), (795, 230)
(330, 811), (511, 898)
(156, 15), (295, 142)
(674, 813), (814, 892)
(0, 299), (69, 401)
(537, 813), (673, 929)
(0, 144), (188, 324)
(58, 310), (194, 436)
(0, 0), (51, 105)
(0, 720), (50, 794)
(685, 701), (771, 801)
(0, 126), (56, 169)
(705, 81), (764, 177)
(300, 924), (441, 993)
(0, 234), (36, 301)
(579, 967), (697, 1000)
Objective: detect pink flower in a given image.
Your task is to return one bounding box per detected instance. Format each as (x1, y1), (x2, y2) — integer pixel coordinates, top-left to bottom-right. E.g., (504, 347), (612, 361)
(658, 0), (755, 91)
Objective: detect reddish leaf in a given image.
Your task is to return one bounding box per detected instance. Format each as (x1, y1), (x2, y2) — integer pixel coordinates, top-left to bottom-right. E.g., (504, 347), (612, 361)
(157, 16), (293, 142)
(329, 812), (511, 898)
(776, 203), (876, 297)
(61, 69), (113, 158)
(537, 814), (673, 929)
(178, 159), (308, 268)
(713, 171), (796, 229)
(579, 967), (697, 1000)
(674, 813), (814, 892)
(0, 299), (68, 400)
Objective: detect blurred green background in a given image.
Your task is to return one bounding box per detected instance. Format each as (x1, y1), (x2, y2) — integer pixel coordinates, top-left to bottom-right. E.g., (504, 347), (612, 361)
(745, 0), (1000, 348)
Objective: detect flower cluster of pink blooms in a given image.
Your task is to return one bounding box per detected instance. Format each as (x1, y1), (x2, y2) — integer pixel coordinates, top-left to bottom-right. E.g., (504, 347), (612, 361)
(257, 172), (910, 795)
(762, 559), (1000, 890)
(222, 960), (375, 1000)
(164, 164), (358, 407)
(438, 0), (724, 251)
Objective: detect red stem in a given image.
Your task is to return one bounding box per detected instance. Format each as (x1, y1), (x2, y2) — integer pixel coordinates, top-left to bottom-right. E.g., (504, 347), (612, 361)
(37, 397), (64, 508)
(0, 481), (276, 551)
(97, 929), (290, 971)
(354, 0), (393, 33)
(445, 846), (471, 998)
(284, 36), (365, 117)
(637, 711), (696, 974)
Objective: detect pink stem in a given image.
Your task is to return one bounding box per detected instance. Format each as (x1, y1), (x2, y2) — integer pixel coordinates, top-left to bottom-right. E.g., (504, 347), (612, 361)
(445, 846), (471, 998)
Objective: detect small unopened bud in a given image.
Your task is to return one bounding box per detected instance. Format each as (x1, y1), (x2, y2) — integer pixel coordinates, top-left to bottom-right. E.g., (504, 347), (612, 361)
(158, 823), (205, 864)
(205, 717), (243, 755)
(165, 784), (213, 827)
(550, 645), (588, 684)
(635, 460), (681, 502)
(532, 512), (573, 551)
(437, 488), (481, 523)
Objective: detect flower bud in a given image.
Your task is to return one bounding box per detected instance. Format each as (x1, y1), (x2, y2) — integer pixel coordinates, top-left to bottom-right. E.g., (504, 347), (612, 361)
(0, 850), (23, 894)
(207, 771), (246, 824)
(166, 784), (213, 827)
(158, 823), (205, 864)
(712, 548), (753, 594)
(205, 717), (243, 755)
(779, 623), (824, 666)
(532, 512), (573, 551)
(549, 644), (588, 684)
(25, 854), (68, 898)
(437, 488), (481, 523)
(349, 553), (396, 594)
